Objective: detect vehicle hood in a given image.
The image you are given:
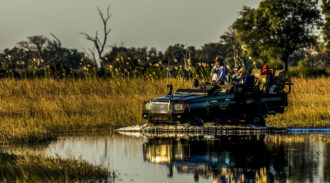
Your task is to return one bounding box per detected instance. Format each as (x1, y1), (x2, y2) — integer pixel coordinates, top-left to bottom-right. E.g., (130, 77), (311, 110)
(151, 94), (205, 102)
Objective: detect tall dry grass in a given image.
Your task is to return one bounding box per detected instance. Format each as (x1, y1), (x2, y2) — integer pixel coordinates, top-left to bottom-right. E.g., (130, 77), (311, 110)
(0, 78), (190, 143)
(267, 77), (330, 127)
(0, 77), (328, 143)
(0, 152), (109, 182)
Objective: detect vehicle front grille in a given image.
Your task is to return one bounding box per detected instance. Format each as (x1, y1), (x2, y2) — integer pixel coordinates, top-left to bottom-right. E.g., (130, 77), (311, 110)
(151, 102), (170, 114)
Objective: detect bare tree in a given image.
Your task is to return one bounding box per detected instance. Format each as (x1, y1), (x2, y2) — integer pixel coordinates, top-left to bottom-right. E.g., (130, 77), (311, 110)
(81, 5), (111, 68)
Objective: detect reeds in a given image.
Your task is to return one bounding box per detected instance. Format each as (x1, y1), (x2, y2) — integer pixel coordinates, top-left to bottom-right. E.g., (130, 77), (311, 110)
(0, 78), (190, 143)
(267, 77), (330, 127)
(0, 77), (328, 144)
(0, 152), (109, 182)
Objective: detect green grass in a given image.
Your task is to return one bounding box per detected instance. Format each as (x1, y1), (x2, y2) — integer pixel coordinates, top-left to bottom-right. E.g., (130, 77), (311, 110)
(0, 77), (328, 144)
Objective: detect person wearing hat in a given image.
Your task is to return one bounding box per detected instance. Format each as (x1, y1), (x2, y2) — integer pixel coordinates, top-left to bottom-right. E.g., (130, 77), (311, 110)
(234, 67), (252, 103)
(210, 56), (227, 85)
(231, 65), (241, 84)
(261, 64), (273, 75)
(261, 64), (277, 94)
(237, 67), (248, 85)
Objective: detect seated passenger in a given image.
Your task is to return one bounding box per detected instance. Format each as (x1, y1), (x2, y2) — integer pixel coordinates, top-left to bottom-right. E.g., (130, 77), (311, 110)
(231, 66), (241, 84)
(234, 67), (253, 103)
(236, 67), (248, 86)
(210, 56), (227, 85)
(261, 64), (277, 94)
(236, 67), (253, 90)
(261, 64), (273, 75)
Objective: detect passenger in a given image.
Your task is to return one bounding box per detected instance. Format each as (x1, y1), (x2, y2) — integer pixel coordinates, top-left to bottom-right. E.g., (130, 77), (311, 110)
(260, 64), (273, 75)
(236, 67), (249, 87)
(235, 67), (254, 88)
(234, 67), (251, 103)
(260, 64), (277, 94)
(231, 65), (241, 84)
(210, 56), (227, 85)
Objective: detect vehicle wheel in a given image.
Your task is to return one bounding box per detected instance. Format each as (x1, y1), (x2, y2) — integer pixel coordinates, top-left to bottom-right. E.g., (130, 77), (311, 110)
(189, 115), (204, 126)
(246, 114), (267, 127)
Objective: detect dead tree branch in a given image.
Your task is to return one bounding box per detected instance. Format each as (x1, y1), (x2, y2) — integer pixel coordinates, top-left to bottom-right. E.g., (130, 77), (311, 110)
(81, 4), (111, 68)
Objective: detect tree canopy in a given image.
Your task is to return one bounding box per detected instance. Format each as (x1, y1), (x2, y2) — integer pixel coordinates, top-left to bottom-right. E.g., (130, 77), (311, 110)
(322, 0), (330, 55)
(233, 0), (322, 70)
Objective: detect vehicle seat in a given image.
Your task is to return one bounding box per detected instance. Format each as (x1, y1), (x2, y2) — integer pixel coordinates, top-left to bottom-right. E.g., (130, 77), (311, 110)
(251, 69), (261, 91)
(274, 69), (286, 92)
(259, 74), (272, 93)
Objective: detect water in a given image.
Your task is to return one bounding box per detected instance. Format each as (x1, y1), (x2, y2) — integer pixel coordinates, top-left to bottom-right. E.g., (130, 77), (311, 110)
(3, 131), (330, 182)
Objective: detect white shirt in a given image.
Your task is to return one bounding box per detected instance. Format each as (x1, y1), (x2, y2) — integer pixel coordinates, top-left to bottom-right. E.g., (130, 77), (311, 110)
(212, 65), (227, 82)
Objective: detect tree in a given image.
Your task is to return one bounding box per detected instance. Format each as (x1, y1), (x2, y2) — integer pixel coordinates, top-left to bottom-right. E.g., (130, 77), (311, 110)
(81, 5), (111, 68)
(233, 0), (322, 70)
(163, 44), (186, 65)
(17, 35), (49, 68)
(195, 43), (226, 64)
(220, 26), (243, 67)
(321, 0), (330, 55)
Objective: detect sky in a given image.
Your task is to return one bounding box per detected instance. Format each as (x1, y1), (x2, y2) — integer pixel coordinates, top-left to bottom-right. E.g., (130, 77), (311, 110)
(0, 0), (261, 52)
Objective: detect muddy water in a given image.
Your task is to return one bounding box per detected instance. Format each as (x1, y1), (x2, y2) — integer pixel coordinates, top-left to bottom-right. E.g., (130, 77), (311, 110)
(3, 130), (330, 183)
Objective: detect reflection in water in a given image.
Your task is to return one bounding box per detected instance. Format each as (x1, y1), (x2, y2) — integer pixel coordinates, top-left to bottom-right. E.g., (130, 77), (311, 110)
(143, 135), (287, 182)
(2, 134), (330, 183)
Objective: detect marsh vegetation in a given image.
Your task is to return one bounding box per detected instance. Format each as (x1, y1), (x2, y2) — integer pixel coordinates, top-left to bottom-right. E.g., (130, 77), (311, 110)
(0, 77), (328, 144)
(0, 151), (109, 182)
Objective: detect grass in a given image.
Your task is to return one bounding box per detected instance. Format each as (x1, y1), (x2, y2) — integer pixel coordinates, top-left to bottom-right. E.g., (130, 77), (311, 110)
(267, 77), (330, 127)
(0, 152), (109, 182)
(0, 77), (328, 144)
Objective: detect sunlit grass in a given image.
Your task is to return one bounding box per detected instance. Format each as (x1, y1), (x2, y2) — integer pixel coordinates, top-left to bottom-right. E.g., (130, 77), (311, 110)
(0, 78), (190, 144)
(0, 152), (109, 182)
(0, 77), (328, 144)
(267, 77), (330, 127)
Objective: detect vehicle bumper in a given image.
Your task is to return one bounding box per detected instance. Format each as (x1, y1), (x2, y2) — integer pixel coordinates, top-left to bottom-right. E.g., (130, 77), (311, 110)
(142, 112), (188, 123)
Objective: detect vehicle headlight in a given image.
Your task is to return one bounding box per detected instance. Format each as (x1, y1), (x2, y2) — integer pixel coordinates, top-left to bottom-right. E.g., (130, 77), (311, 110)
(144, 102), (151, 111)
(174, 104), (189, 111)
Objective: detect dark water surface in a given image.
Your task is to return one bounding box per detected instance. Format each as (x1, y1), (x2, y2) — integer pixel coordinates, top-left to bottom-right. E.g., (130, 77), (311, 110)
(3, 132), (330, 183)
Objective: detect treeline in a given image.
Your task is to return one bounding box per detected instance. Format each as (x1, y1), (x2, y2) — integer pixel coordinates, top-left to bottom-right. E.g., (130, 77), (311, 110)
(0, 35), (328, 79)
(0, 0), (329, 79)
(0, 36), (226, 79)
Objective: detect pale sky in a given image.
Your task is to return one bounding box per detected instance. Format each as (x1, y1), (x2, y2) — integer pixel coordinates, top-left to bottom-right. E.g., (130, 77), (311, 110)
(0, 0), (261, 52)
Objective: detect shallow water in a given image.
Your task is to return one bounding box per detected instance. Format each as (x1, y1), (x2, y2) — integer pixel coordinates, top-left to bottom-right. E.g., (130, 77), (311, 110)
(3, 131), (330, 183)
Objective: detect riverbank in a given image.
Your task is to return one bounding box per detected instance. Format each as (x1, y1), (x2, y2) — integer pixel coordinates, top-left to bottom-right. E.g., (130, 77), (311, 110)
(0, 77), (328, 144)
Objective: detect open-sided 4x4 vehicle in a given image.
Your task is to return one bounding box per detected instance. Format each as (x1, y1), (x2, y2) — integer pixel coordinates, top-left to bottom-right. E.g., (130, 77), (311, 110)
(142, 69), (292, 127)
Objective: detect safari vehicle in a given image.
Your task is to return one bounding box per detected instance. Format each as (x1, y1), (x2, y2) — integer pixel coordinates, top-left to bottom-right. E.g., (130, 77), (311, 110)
(142, 69), (292, 127)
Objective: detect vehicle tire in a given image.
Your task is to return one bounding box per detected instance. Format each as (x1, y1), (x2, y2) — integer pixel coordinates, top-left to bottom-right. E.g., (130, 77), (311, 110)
(189, 115), (204, 126)
(246, 114), (267, 127)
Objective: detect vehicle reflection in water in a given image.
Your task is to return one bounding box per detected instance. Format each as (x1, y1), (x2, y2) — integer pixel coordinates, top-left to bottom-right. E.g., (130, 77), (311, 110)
(2, 133), (329, 183)
(143, 135), (286, 182)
